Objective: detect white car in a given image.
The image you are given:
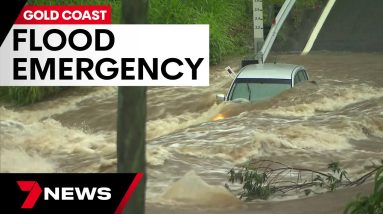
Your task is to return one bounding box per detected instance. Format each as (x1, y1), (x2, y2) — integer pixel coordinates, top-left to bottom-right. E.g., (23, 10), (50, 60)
(217, 63), (309, 102)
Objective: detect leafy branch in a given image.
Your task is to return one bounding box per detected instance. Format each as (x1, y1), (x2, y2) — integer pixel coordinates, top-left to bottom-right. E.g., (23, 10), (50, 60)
(227, 159), (383, 201)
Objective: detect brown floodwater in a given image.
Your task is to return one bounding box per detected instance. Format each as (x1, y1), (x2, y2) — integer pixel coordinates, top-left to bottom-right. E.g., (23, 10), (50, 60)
(1, 52), (382, 211)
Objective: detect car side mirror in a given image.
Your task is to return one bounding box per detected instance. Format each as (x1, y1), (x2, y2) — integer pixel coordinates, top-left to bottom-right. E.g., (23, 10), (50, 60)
(216, 94), (225, 103)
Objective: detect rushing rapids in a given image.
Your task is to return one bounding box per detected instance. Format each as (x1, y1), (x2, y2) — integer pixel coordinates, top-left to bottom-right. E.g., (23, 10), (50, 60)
(1, 52), (382, 207)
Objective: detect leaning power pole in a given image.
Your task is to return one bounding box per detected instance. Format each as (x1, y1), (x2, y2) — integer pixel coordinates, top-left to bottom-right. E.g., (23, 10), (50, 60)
(255, 0), (296, 64)
(117, 0), (148, 214)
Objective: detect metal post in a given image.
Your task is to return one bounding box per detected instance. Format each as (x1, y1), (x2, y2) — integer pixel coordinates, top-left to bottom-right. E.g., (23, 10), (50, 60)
(253, 0), (264, 55)
(117, 1), (148, 214)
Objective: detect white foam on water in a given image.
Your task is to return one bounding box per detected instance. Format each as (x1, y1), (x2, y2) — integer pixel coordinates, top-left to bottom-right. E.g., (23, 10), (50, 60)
(154, 171), (242, 208)
(265, 85), (383, 117)
(0, 87), (116, 123)
(0, 148), (56, 172)
(170, 125), (352, 165)
(1, 54), (383, 207)
(147, 103), (228, 140)
(0, 118), (114, 173)
(0, 109), (178, 173)
(147, 145), (173, 166)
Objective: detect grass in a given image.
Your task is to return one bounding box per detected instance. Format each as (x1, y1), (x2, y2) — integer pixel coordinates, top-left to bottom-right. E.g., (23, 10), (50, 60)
(148, 0), (253, 64)
(1, 0), (325, 105)
(344, 168), (383, 214)
(0, 87), (64, 105)
(1, 0), (123, 105)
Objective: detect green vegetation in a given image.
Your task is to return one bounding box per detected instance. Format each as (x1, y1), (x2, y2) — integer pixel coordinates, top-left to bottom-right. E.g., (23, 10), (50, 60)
(228, 160), (382, 201)
(0, 87), (64, 105)
(262, 0), (327, 49)
(25, 0), (327, 64)
(344, 169), (383, 214)
(26, 0), (326, 62)
(1, 0), (123, 105)
(2, 0), (325, 105)
(27, 0), (255, 64)
(263, 0), (327, 26)
(148, 0), (253, 64)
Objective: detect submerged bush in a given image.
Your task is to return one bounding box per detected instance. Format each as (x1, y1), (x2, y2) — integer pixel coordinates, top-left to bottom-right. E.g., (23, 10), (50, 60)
(228, 160), (383, 202)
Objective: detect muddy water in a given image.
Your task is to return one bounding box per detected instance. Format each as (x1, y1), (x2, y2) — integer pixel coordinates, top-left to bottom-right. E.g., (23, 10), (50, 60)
(1, 52), (382, 207)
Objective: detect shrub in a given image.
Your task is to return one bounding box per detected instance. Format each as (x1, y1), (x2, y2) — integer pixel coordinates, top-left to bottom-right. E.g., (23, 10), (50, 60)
(344, 169), (383, 214)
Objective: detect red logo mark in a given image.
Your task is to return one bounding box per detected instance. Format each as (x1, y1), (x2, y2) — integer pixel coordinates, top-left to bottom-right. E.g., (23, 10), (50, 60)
(17, 181), (42, 209)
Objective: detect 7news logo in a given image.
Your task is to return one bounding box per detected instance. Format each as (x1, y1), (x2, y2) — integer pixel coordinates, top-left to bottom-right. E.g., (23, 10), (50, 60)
(3, 173), (141, 214)
(17, 181), (111, 209)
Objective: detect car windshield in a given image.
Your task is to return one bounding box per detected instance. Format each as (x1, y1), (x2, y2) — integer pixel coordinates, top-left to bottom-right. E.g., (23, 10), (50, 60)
(229, 78), (291, 102)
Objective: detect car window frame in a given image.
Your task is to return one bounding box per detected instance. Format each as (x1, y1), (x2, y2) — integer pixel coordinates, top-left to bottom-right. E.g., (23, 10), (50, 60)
(227, 78), (291, 101)
(292, 68), (307, 86)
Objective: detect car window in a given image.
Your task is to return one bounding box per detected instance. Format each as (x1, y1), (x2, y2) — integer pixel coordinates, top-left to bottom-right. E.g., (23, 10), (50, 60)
(294, 70), (307, 85)
(298, 71), (307, 81)
(229, 79), (291, 102)
(294, 72), (302, 85)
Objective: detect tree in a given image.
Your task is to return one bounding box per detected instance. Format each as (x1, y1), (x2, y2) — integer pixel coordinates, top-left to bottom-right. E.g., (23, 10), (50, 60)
(117, 0), (148, 214)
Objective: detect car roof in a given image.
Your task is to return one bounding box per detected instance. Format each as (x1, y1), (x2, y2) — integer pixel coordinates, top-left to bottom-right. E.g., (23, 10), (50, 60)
(237, 63), (303, 79)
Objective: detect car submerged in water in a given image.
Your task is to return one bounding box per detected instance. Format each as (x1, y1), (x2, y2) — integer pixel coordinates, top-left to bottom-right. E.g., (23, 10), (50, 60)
(216, 63), (309, 103)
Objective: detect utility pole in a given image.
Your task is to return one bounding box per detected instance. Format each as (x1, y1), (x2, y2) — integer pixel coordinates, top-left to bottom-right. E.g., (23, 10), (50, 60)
(117, 1), (148, 214)
(256, 0), (296, 63)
